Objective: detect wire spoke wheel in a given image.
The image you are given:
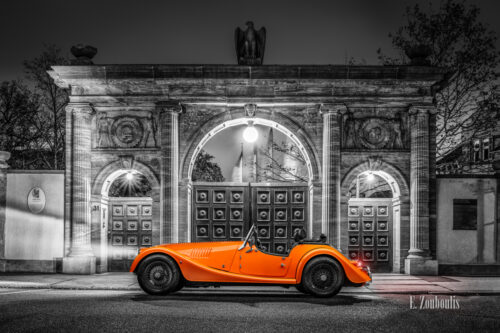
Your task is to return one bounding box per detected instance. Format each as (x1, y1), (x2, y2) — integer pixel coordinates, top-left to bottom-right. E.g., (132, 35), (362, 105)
(146, 262), (173, 288)
(302, 257), (344, 297)
(310, 264), (336, 290)
(137, 254), (181, 295)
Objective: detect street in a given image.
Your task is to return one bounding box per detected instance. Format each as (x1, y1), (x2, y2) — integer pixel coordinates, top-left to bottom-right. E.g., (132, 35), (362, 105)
(0, 288), (499, 332)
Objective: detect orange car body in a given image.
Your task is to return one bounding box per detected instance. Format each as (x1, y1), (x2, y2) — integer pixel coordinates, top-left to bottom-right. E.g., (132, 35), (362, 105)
(130, 241), (371, 286)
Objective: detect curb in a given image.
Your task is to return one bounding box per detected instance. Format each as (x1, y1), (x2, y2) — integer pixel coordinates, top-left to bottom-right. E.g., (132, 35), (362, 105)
(1, 282), (500, 296)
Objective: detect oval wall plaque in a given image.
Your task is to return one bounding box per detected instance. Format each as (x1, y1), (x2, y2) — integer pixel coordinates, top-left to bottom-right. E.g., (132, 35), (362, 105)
(27, 187), (46, 214)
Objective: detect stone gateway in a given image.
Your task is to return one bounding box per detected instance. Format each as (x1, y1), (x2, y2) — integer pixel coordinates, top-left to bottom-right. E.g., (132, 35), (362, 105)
(48, 64), (446, 275)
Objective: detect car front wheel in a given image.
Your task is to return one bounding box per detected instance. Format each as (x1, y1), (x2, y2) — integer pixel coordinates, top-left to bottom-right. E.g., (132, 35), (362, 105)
(137, 254), (181, 295)
(295, 283), (309, 294)
(301, 256), (344, 298)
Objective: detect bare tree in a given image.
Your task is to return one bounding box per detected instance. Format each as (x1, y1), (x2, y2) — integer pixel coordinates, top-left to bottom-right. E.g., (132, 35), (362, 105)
(0, 81), (42, 168)
(256, 141), (309, 183)
(24, 44), (69, 169)
(378, 0), (499, 158)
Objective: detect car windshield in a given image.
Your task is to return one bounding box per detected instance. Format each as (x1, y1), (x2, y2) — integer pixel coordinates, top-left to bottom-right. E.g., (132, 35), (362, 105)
(238, 224), (257, 251)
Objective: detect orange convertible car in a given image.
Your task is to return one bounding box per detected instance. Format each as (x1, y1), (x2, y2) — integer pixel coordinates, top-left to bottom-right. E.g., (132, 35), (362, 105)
(130, 225), (371, 297)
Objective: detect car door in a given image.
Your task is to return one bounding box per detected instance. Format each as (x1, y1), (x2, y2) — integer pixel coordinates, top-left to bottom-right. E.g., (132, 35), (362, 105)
(238, 245), (291, 277)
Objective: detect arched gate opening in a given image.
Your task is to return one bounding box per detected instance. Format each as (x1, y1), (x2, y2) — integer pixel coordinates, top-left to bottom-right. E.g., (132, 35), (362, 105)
(342, 164), (409, 273)
(186, 118), (315, 255)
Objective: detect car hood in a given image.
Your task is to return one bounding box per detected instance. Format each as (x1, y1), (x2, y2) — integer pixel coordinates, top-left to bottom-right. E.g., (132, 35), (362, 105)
(145, 241), (243, 271)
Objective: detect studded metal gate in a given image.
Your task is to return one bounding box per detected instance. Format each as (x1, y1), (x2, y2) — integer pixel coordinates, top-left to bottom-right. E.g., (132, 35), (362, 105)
(347, 198), (392, 272)
(251, 184), (308, 255)
(192, 182), (308, 254)
(108, 197), (153, 271)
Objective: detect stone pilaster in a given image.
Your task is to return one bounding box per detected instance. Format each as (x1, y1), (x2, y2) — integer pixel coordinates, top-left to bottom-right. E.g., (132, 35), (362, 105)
(320, 103), (346, 247)
(0, 151), (10, 271)
(64, 104), (73, 256)
(405, 105), (438, 275)
(491, 121), (500, 263)
(159, 102), (183, 244)
(62, 103), (96, 274)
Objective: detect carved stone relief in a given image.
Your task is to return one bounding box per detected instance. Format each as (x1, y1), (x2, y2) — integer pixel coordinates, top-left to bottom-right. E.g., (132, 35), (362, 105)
(342, 111), (409, 150)
(294, 106), (321, 136)
(180, 107), (221, 140)
(96, 112), (158, 148)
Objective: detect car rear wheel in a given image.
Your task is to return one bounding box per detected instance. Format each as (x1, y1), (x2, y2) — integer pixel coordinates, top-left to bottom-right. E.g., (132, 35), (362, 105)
(137, 254), (181, 295)
(301, 256), (344, 298)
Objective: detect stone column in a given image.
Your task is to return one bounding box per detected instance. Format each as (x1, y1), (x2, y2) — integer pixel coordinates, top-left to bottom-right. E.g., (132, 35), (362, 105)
(62, 103), (96, 274)
(405, 105), (438, 275)
(0, 151), (10, 271)
(159, 102), (183, 243)
(320, 103), (346, 247)
(491, 121), (500, 263)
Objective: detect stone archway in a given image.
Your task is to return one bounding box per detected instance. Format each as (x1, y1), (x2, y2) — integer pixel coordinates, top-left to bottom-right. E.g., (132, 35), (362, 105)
(186, 117), (316, 181)
(180, 108), (321, 182)
(341, 158), (410, 273)
(90, 158), (160, 272)
(179, 111), (321, 243)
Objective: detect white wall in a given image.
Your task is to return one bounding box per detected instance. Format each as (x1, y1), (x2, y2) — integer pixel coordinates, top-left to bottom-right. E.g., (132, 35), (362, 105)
(437, 178), (497, 264)
(5, 172), (64, 260)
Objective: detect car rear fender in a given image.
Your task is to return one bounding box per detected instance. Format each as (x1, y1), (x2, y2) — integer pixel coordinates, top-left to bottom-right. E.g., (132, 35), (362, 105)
(295, 248), (371, 284)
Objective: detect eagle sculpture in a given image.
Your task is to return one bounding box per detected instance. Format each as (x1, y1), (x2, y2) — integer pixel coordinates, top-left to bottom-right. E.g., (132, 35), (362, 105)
(235, 21), (266, 65)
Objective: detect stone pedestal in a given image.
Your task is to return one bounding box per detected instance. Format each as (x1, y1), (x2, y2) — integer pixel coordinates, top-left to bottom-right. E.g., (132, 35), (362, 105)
(405, 106), (438, 275)
(405, 257), (438, 275)
(62, 256), (96, 274)
(63, 103), (96, 274)
(320, 104), (346, 247)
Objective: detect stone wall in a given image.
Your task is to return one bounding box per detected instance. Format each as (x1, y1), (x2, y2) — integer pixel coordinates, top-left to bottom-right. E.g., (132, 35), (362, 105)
(1, 171), (64, 272)
(437, 177), (497, 264)
(48, 64), (446, 274)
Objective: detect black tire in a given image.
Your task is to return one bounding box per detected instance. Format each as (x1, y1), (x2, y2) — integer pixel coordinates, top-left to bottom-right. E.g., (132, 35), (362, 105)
(136, 254), (181, 295)
(295, 283), (309, 294)
(301, 256), (344, 298)
(171, 278), (185, 293)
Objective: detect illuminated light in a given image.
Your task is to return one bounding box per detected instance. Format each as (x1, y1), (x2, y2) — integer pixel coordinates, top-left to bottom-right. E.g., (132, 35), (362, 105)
(243, 124), (258, 143)
(126, 172), (134, 181)
(366, 172), (375, 182)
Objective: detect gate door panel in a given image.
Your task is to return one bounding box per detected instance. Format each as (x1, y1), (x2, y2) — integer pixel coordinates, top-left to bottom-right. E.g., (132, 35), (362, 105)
(252, 183), (308, 255)
(192, 183), (308, 254)
(347, 198), (392, 272)
(192, 183), (250, 242)
(108, 197), (153, 271)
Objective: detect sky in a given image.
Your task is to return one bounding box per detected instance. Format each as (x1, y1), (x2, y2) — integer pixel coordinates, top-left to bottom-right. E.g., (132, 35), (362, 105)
(203, 124), (303, 181)
(2, 0), (500, 81)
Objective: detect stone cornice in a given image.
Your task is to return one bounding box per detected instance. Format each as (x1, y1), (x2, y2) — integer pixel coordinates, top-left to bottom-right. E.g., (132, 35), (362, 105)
(50, 64), (447, 82)
(49, 65), (448, 101)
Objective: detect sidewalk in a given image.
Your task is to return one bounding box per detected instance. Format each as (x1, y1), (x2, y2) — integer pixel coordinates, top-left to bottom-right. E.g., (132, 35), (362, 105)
(1, 273), (499, 295)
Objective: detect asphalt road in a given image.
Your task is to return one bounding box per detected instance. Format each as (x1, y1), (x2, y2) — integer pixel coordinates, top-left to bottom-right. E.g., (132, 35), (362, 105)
(0, 288), (499, 332)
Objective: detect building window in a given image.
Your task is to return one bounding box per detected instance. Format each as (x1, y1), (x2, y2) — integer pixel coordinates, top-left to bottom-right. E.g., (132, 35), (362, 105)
(482, 138), (490, 161)
(472, 139), (481, 162)
(453, 199), (477, 230)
